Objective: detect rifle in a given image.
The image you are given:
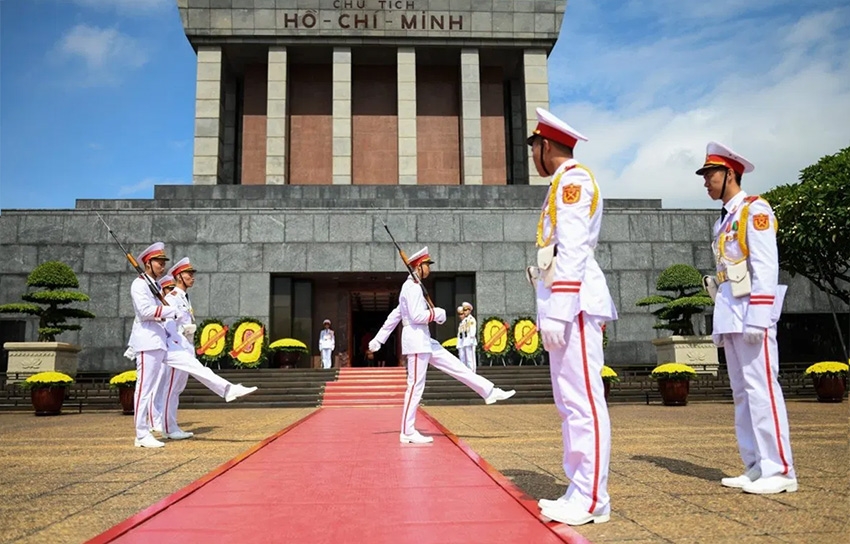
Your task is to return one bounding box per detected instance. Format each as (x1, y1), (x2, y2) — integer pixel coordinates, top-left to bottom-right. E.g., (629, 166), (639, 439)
(95, 212), (169, 306)
(380, 218), (435, 310)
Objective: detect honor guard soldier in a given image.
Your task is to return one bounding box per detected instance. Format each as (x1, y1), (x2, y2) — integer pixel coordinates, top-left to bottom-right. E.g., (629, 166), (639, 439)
(369, 247), (516, 444)
(527, 109), (618, 525)
(460, 302), (478, 373)
(152, 257), (258, 440)
(127, 243), (178, 448)
(319, 319), (336, 369)
(698, 141), (797, 494)
(456, 306), (468, 368)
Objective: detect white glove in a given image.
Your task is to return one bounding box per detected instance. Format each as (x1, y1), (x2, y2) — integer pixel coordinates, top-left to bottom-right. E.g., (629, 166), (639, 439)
(742, 326), (765, 345)
(123, 347), (137, 360)
(711, 333), (724, 348)
(368, 339), (381, 353)
(539, 316), (567, 350)
(433, 307), (447, 324)
(182, 324), (197, 336)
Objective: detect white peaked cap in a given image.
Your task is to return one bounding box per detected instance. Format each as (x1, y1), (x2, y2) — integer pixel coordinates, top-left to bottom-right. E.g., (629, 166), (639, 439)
(527, 107), (588, 148)
(695, 141), (754, 175)
(407, 246), (434, 268)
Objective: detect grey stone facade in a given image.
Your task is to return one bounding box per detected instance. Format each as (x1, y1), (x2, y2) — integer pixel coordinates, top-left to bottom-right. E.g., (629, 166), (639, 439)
(0, 185), (836, 372)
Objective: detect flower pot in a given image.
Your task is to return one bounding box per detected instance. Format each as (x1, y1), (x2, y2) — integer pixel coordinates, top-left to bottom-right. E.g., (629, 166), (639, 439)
(273, 351), (302, 369)
(603, 381), (612, 402)
(118, 387), (135, 415)
(31, 387), (66, 416)
(812, 375), (847, 403)
(657, 378), (690, 406)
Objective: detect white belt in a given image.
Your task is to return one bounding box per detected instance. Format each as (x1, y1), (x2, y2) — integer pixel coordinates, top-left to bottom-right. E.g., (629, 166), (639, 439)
(402, 319), (411, 327)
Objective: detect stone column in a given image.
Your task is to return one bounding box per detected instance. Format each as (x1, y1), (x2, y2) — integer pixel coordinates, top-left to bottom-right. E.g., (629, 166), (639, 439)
(460, 49), (482, 185)
(332, 47), (352, 185)
(193, 46), (223, 185)
(266, 47), (288, 185)
(397, 47), (417, 185)
(523, 49), (550, 186)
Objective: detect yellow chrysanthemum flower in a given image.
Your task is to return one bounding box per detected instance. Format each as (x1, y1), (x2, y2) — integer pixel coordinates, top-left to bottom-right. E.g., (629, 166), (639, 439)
(270, 338), (308, 350)
(442, 337), (458, 348)
(601, 365), (618, 378)
(804, 361), (849, 376)
(109, 370), (137, 386)
(651, 363), (697, 379)
(24, 371), (74, 387)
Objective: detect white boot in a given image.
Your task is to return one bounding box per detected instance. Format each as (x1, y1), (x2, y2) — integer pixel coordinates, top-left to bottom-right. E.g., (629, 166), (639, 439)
(134, 435), (165, 448)
(721, 466), (761, 488)
(400, 431), (434, 444)
(742, 475), (798, 494)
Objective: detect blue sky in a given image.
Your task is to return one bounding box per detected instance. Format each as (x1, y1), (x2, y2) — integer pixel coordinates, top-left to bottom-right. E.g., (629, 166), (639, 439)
(1, 0), (848, 210)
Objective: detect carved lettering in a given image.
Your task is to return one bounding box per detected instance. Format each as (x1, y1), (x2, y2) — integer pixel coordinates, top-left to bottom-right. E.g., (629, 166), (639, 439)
(274, 4), (463, 32)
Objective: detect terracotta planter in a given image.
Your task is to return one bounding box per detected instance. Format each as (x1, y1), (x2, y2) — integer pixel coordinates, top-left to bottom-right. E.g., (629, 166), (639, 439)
(273, 351), (303, 369)
(812, 375), (847, 403)
(657, 378), (690, 406)
(118, 387), (135, 415)
(31, 387), (67, 416)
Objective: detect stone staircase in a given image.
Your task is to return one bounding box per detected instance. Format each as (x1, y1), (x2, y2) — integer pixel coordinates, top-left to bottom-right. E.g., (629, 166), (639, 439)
(321, 367), (408, 407)
(0, 363), (834, 413)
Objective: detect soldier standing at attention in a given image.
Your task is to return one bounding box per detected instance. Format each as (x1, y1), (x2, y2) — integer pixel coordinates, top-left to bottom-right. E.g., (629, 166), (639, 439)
(527, 109), (618, 525)
(460, 302), (478, 373)
(697, 141), (796, 495)
(319, 319), (336, 369)
(456, 306), (468, 368)
(368, 247), (516, 444)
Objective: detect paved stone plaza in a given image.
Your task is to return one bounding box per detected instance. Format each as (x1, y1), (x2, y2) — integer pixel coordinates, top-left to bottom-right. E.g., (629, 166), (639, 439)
(0, 401), (846, 543)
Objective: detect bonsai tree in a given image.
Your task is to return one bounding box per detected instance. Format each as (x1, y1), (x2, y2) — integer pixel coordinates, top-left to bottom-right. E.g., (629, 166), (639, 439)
(0, 261), (95, 341)
(636, 264), (713, 336)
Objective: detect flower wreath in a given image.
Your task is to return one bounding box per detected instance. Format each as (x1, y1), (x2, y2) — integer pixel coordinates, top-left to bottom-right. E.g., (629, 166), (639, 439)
(226, 317), (269, 369)
(511, 316), (543, 362)
(195, 318), (230, 367)
(480, 316), (510, 363)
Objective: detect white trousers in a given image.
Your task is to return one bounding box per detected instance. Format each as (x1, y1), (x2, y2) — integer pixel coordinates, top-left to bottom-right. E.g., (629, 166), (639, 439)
(321, 349), (333, 369)
(547, 312), (611, 516)
(461, 345), (477, 373)
(151, 349), (233, 435)
(723, 327), (795, 478)
(401, 340), (494, 436)
(134, 349), (166, 440)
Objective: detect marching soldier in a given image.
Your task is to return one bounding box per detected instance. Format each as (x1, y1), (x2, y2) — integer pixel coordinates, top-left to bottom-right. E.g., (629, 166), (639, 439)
(369, 247), (516, 444)
(319, 319), (335, 369)
(697, 141), (797, 494)
(460, 302), (478, 373)
(127, 243), (178, 448)
(527, 109), (618, 525)
(152, 257), (258, 440)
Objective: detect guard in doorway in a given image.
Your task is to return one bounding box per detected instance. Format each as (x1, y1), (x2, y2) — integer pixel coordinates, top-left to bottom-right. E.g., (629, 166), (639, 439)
(456, 306), (467, 368)
(459, 302), (478, 373)
(319, 319), (335, 369)
(369, 246), (516, 445)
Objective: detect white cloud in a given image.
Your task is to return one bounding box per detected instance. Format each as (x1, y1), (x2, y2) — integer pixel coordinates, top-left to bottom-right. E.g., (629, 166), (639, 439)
(55, 24), (147, 86)
(548, 3), (850, 208)
(118, 178), (185, 197)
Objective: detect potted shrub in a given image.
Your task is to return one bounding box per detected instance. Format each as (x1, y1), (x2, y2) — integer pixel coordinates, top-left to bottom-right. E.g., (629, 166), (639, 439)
(651, 363), (697, 406)
(0, 261), (95, 383)
(20, 371), (74, 416)
(109, 370), (137, 415)
(269, 338), (309, 368)
(636, 264), (718, 375)
(601, 365), (619, 402)
(804, 361), (848, 402)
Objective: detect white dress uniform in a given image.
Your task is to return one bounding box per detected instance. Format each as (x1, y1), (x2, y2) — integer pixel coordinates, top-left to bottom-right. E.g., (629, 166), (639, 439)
(319, 323), (335, 369)
(529, 109), (618, 525)
(699, 142), (796, 493)
(460, 305), (478, 373)
(456, 311), (468, 368)
(152, 258), (255, 439)
(369, 247), (515, 442)
(127, 243), (179, 446)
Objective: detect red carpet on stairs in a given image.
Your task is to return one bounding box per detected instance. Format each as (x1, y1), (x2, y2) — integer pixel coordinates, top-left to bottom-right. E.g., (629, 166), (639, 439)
(322, 367), (408, 407)
(87, 407), (589, 544)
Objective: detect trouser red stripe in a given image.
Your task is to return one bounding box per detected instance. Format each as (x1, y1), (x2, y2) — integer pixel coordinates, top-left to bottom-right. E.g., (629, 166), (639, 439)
(135, 353), (144, 429)
(763, 330), (790, 474)
(164, 368), (176, 434)
(401, 354), (417, 435)
(579, 313), (601, 513)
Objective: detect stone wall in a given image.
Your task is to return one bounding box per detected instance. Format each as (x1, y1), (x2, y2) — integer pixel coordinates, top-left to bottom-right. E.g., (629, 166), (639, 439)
(0, 185), (837, 371)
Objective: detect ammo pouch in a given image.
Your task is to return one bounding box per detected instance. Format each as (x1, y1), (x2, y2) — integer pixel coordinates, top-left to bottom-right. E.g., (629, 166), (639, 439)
(537, 244), (557, 289)
(726, 260), (752, 298)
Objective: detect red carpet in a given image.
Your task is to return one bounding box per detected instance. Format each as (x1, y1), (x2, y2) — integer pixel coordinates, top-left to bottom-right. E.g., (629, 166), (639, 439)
(87, 407), (589, 543)
(322, 367), (408, 407)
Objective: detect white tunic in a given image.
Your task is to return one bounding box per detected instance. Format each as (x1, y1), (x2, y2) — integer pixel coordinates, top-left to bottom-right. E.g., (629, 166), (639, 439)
(536, 159), (617, 323)
(711, 191), (786, 335)
(128, 275), (179, 352)
(319, 329), (335, 350)
(398, 276), (437, 355)
(164, 287), (195, 352)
